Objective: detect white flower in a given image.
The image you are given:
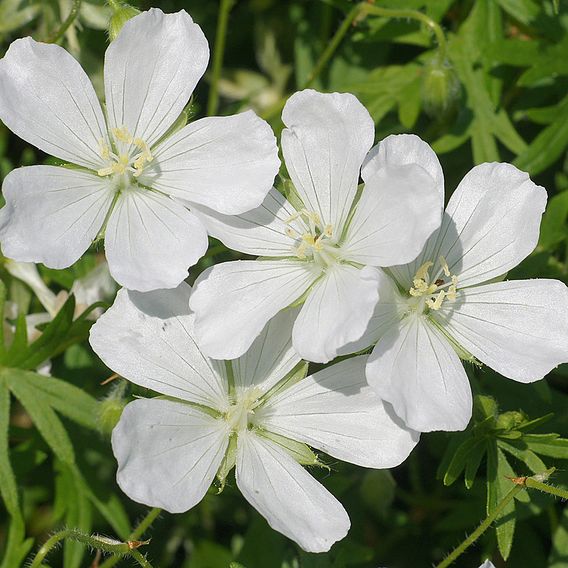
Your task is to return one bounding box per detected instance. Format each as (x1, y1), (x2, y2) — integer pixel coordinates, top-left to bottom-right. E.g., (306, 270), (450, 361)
(0, 8), (279, 291)
(89, 283), (418, 553)
(479, 562), (495, 568)
(188, 90), (443, 363)
(343, 145), (568, 432)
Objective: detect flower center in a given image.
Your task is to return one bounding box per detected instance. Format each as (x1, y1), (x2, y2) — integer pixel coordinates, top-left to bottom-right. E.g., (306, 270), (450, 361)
(225, 387), (264, 433)
(285, 209), (340, 267)
(408, 256), (458, 311)
(96, 126), (153, 179)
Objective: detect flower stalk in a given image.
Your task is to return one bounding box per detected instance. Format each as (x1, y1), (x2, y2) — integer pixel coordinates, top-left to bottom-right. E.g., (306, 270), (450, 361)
(436, 468), (565, 568)
(207, 0), (236, 116)
(99, 507), (161, 568)
(28, 529), (152, 568)
(45, 0), (82, 43)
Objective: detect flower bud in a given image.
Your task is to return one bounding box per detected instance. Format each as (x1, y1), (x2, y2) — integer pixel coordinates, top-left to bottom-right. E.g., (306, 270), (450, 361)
(421, 56), (460, 118)
(97, 382), (127, 435)
(108, 2), (140, 42)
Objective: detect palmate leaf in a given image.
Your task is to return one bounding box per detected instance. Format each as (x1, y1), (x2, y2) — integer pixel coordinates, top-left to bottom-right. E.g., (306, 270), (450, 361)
(514, 94), (568, 175)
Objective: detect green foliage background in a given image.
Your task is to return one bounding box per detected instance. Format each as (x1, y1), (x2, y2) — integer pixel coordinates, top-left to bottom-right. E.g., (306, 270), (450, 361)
(1, 0), (568, 566)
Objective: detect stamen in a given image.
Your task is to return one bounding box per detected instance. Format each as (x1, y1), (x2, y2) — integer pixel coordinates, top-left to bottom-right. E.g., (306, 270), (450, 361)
(112, 126), (133, 144)
(414, 261), (433, 281)
(408, 258), (459, 311)
(97, 166), (114, 177)
(439, 256), (451, 277)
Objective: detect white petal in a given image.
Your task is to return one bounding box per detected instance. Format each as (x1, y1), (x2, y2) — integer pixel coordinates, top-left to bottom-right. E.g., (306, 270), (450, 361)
(292, 265), (381, 363)
(232, 308), (301, 392)
(143, 112), (280, 214)
(89, 284), (228, 409)
(112, 398), (228, 513)
(361, 134), (444, 198)
(439, 163), (545, 288)
(366, 315), (472, 432)
(281, 89), (374, 230)
(338, 268), (403, 356)
(0, 38), (108, 170)
(104, 9), (208, 147)
(192, 188), (300, 257)
(342, 163), (442, 266)
(190, 260), (320, 360)
(260, 356), (419, 468)
(236, 431), (349, 553)
(0, 166), (113, 269)
(438, 279), (568, 382)
(104, 190), (208, 291)
(479, 562), (495, 568)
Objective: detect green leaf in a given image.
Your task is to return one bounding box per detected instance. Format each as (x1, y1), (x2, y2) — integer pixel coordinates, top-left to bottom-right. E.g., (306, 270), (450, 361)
(524, 434), (568, 459)
(464, 439), (487, 489)
(12, 294), (75, 370)
(10, 369), (99, 431)
(54, 463), (92, 568)
(538, 190), (568, 250)
(0, 511), (33, 568)
(487, 445), (523, 560)
(496, 0), (540, 25)
(444, 437), (485, 486)
(498, 440), (548, 474)
(449, 35), (527, 162)
(4, 369), (75, 464)
(0, 280), (6, 357)
(514, 94), (568, 175)
(0, 381), (18, 517)
(4, 312), (28, 364)
(549, 503), (568, 567)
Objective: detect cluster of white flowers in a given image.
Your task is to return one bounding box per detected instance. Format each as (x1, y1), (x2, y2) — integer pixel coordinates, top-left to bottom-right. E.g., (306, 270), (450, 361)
(1, 7), (568, 554)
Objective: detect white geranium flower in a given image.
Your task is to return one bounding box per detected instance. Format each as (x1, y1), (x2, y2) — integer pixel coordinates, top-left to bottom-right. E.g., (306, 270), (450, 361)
(343, 150), (568, 433)
(89, 283), (418, 553)
(479, 562), (495, 568)
(188, 90), (442, 363)
(0, 8), (279, 291)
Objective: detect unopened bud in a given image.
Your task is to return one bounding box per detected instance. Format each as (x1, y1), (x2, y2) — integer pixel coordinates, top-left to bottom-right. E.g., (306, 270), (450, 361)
(97, 382), (127, 435)
(496, 410), (525, 431)
(108, 2), (140, 41)
(421, 56), (460, 118)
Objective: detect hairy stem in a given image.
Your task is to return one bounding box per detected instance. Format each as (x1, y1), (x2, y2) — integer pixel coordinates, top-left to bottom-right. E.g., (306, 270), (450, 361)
(99, 507), (161, 568)
(29, 529), (152, 568)
(45, 0), (82, 43)
(207, 0), (235, 116)
(435, 485), (524, 568)
(436, 468), (565, 567)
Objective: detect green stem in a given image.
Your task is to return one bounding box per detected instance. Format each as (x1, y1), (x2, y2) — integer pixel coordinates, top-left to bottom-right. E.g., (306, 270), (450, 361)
(207, 0), (235, 116)
(435, 485), (524, 568)
(525, 477), (568, 500)
(362, 4), (447, 60)
(99, 508), (161, 568)
(262, 2), (448, 120)
(45, 0), (82, 43)
(436, 469), (565, 567)
(303, 3), (362, 89)
(29, 529), (152, 568)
